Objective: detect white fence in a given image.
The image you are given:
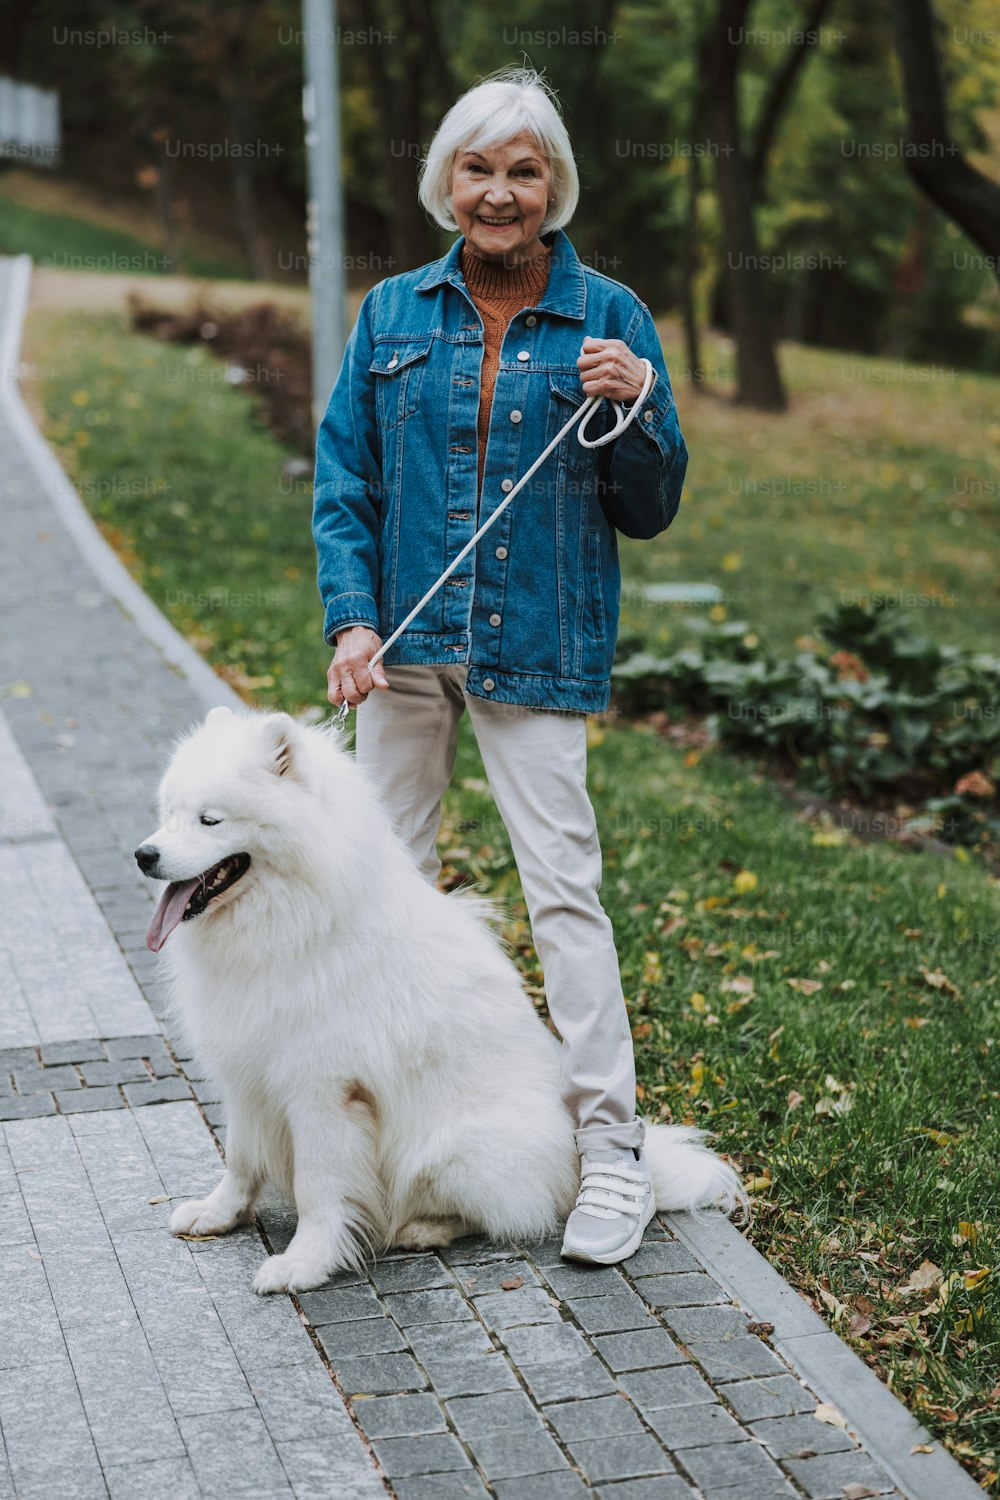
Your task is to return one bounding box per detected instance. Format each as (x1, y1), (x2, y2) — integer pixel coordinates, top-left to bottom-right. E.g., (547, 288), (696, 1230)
(0, 77), (61, 167)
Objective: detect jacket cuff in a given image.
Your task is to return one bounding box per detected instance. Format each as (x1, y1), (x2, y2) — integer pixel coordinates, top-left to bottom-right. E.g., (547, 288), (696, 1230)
(620, 369), (673, 449)
(323, 592), (380, 645)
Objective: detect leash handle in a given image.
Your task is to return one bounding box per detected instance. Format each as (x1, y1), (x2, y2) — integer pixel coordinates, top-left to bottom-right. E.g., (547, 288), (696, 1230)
(333, 355), (655, 726)
(575, 354), (656, 448)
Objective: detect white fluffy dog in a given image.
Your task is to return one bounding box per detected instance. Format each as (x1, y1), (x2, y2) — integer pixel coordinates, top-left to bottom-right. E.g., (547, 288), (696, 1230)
(136, 707), (743, 1295)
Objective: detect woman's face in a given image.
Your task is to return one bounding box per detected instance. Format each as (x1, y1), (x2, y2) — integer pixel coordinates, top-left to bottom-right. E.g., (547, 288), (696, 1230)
(449, 132), (553, 264)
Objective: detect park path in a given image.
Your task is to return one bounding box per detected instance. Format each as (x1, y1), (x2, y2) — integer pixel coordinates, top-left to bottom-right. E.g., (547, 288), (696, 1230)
(0, 255), (979, 1500)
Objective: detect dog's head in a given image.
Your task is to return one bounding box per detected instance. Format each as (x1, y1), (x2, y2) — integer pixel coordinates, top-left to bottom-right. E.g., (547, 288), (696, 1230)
(135, 706), (312, 953)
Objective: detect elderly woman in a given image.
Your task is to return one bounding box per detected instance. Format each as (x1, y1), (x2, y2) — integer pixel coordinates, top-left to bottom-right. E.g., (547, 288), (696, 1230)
(312, 66), (688, 1265)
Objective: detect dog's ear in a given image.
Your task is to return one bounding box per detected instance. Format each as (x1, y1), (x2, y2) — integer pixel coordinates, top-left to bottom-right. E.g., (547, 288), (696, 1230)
(206, 705), (234, 725)
(261, 712), (301, 778)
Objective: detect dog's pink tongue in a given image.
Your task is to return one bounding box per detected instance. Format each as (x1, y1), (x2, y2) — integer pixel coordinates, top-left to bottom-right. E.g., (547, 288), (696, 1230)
(146, 878), (200, 953)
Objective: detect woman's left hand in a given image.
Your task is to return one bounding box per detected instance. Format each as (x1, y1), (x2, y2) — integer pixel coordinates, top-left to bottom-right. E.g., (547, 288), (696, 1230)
(577, 336), (653, 403)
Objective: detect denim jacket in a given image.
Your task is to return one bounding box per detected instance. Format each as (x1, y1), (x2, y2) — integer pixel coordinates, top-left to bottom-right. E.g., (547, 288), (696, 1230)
(312, 226), (688, 713)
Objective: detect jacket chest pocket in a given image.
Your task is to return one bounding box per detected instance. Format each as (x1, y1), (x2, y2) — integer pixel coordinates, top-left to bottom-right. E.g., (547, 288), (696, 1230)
(548, 372), (600, 474)
(369, 338), (435, 433)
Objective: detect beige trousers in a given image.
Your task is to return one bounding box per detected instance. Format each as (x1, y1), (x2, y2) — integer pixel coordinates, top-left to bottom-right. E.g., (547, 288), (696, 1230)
(353, 663), (645, 1155)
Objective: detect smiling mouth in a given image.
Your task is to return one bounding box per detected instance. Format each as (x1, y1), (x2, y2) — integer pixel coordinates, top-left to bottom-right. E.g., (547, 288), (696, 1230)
(145, 853), (252, 952)
(478, 215), (518, 227)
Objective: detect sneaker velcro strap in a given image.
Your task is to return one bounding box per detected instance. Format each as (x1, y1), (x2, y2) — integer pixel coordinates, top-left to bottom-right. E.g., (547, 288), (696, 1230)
(576, 1170), (650, 1216)
(577, 1189), (645, 1217)
(580, 1166), (647, 1189)
(580, 1171), (647, 1196)
(581, 1160), (645, 1179)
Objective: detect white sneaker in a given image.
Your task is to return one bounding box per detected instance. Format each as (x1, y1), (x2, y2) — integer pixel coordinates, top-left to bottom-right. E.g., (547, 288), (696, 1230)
(560, 1147), (656, 1265)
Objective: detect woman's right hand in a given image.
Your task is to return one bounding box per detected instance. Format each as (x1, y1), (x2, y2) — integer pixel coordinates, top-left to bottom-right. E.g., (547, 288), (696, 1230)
(328, 626), (390, 707)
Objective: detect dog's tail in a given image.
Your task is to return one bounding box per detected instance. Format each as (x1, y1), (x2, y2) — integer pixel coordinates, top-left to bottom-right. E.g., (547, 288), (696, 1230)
(644, 1123), (747, 1218)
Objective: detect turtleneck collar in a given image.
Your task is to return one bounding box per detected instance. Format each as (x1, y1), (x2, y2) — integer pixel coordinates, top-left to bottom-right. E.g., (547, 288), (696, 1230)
(460, 242), (552, 299)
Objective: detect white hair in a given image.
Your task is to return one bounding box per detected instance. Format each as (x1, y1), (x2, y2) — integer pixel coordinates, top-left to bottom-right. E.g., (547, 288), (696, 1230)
(417, 65), (579, 235)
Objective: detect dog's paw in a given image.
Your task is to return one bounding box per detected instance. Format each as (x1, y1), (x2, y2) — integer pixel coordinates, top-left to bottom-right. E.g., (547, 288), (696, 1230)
(169, 1197), (245, 1238)
(253, 1252), (328, 1296)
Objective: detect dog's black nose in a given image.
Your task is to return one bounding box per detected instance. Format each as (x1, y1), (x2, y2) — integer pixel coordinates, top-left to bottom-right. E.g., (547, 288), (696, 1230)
(135, 844), (160, 874)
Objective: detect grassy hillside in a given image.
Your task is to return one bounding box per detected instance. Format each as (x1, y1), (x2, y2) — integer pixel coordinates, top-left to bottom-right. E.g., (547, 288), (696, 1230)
(0, 168), (258, 280)
(623, 338), (999, 661)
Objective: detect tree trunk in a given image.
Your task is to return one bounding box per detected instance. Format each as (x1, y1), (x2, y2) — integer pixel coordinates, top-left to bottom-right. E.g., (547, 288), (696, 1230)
(702, 0), (787, 409)
(749, 0), (836, 200)
(680, 105), (705, 390)
(225, 87), (269, 281)
(154, 153), (183, 275)
(363, 0), (450, 272)
(890, 0), (1000, 275)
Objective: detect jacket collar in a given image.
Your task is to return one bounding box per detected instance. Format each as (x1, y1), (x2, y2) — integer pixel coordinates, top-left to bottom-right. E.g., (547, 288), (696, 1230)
(413, 227), (586, 321)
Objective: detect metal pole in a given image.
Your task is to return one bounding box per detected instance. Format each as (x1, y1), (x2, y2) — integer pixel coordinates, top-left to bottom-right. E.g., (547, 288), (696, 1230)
(302, 0), (347, 433)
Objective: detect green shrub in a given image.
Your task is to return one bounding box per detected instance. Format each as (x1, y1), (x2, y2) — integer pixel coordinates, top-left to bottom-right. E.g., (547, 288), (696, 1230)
(612, 600), (1000, 851)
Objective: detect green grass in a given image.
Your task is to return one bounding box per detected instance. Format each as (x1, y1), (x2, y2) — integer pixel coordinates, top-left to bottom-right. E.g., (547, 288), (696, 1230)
(20, 299), (1000, 1487)
(20, 307), (329, 706)
(445, 721), (999, 1482)
(0, 185), (244, 280)
(625, 332), (1000, 661)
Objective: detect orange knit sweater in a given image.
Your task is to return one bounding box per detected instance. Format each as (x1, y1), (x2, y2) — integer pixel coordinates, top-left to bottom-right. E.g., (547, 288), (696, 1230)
(459, 243), (552, 511)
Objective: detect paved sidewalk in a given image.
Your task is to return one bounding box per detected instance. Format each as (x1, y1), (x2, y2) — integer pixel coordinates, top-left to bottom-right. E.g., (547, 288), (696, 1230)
(0, 255), (981, 1499)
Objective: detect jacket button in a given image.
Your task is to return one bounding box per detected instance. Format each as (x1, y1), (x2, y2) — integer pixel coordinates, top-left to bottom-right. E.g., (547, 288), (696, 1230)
(483, 678), (495, 691)
(644, 411), (654, 421)
(510, 410), (522, 423)
(516, 351), (530, 362)
(525, 315), (537, 326)
(489, 613), (501, 627)
(501, 479), (513, 492)
(495, 546), (508, 559)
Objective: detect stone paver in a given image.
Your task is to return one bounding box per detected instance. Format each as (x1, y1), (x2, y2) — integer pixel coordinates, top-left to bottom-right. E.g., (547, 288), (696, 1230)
(0, 254), (980, 1498)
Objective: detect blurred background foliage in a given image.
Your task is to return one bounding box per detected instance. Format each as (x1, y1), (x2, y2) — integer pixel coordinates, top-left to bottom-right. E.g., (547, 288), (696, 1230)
(3, 0), (999, 372)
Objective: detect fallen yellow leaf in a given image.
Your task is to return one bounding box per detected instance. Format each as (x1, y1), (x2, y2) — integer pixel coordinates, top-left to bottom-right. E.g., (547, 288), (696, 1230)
(920, 967), (959, 994)
(811, 828), (848, 847)
(963, 1267), (991, 1291)
(919, 1127), (960, 1146)
(813, 1402), (848, 1429)
(642, 951), (663, 986)
(818, 1287), (849, 1322)
(721, 975), (755, 996)
(900, 1260), (942, 1296)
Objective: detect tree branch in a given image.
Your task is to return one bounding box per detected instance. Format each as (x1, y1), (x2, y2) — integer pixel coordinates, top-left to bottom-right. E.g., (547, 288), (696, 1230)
(749, 0), (836, 199)
(889, 0), (1000, 267)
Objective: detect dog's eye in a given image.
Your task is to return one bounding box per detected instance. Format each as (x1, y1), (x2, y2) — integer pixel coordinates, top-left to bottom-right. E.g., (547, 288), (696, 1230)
(199, 814), (222, 826)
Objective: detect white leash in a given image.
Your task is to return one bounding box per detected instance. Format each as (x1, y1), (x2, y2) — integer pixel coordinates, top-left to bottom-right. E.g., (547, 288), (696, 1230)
(333, 350), (655, 725)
